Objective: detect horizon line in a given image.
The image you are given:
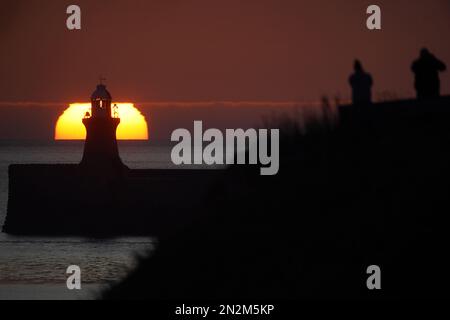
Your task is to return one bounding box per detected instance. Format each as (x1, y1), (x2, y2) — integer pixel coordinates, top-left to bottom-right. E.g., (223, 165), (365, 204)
(0, 100), (327, 108)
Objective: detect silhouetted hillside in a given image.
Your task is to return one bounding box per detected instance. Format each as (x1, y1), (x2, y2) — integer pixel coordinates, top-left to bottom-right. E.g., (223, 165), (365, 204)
(104, 97), (450, 299)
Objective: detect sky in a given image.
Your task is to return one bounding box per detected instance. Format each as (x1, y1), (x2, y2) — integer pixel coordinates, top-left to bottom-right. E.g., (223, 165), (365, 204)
(1, 0), (450, 103)
(0, 0), (450, 140)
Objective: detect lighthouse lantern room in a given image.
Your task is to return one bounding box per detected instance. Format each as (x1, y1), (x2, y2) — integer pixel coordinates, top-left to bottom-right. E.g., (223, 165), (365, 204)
(80, 82), (125, 172)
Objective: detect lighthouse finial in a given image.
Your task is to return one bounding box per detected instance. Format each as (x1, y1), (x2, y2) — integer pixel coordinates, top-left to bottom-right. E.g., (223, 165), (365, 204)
(99, 75), (106, 85)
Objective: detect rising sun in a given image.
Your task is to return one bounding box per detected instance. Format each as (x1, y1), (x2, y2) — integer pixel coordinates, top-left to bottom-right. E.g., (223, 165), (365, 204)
(55, 103), (149, 140)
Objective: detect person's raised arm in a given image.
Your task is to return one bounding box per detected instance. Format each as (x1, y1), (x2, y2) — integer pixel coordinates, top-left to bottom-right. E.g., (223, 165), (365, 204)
(433, 56), (446, 71)
(437, 59), (447, 71)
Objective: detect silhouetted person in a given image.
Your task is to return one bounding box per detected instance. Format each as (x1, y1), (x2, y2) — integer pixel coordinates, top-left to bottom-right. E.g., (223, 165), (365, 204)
(412, 48), (446, 99)
(349, 60), (373, 105)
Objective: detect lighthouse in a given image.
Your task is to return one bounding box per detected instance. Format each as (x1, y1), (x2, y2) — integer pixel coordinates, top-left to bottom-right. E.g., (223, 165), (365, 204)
(80, 82), (125, 172)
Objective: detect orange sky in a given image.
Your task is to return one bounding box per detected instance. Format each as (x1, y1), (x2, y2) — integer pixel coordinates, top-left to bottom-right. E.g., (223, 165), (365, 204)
(1, 1), (450, 141)
(1, 0), (450, 103)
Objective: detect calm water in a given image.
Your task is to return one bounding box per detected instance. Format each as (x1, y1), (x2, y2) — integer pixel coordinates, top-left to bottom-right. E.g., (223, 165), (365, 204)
(0, 141), (186, 299)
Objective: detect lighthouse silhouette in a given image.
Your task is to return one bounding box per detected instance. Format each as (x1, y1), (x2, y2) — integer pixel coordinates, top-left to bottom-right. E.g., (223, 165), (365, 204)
(80, 82), (126, 173)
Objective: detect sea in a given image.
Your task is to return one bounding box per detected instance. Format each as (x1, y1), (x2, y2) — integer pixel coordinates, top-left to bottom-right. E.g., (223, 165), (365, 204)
(0, 141), (192, 300)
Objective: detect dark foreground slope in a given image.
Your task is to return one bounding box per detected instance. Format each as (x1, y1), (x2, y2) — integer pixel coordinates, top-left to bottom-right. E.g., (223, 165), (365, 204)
(105, 97), (450, 299)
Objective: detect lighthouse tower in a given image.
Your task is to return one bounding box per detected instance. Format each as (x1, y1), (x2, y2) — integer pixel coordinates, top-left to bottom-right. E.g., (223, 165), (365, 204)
(80, 82), (125, 172)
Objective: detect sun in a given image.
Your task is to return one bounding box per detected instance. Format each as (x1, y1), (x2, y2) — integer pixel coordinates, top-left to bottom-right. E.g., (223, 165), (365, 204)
(55, 103), (148, 140)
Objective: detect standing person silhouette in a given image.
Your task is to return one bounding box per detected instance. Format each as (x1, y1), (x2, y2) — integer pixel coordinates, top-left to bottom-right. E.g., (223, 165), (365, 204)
(349, 60), (373, 105)
(411, 48), (446, 99)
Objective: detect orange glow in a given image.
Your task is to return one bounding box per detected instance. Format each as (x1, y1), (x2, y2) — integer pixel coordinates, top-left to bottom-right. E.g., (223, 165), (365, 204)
(55, 103), (149, 140)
